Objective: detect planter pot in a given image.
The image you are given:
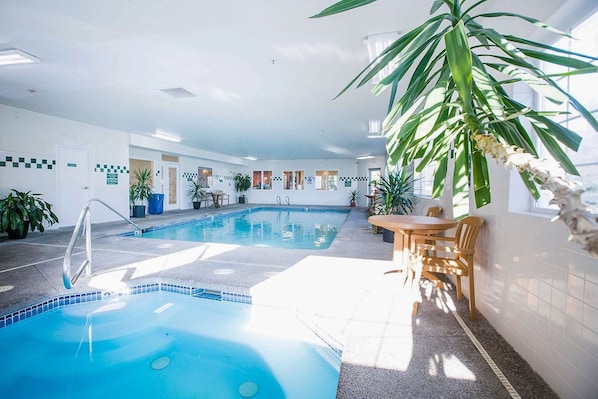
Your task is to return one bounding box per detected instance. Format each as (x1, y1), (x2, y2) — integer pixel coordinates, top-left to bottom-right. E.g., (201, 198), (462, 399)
(193, 201), (201, 210)
(132, 205), (146, 218)
(382, 228), (394, 243)
(6, 221), (30, 239)
(350, 201), (356, 207)
(239, 196), (246, 204)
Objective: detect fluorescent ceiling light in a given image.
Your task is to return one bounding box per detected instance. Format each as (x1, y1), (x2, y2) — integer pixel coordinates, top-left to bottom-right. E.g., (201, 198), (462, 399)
(356, 155), (375, 160)
(368, 119), (381, 134)
(0, 48), (40, 66)
(243, 156), (257, 161)
(364, 32), (400, 84)
(152, 131), (181, 143)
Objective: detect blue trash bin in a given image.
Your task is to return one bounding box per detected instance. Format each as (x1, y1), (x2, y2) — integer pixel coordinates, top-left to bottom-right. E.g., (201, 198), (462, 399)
(148, 193), (164, 214)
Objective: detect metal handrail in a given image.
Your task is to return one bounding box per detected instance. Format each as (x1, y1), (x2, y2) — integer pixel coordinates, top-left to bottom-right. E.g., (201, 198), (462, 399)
(63, 198), (141, 289)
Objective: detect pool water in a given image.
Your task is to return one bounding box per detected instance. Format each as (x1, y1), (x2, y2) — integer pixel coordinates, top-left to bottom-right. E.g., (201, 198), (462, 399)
(140, 207), (349, 249)
(0, 291), (340, 398)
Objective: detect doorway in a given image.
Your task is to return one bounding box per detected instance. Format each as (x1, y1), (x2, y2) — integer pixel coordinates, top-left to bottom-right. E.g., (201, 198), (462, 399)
(163, 162), (180, 211)
(57, 146), (90, 226)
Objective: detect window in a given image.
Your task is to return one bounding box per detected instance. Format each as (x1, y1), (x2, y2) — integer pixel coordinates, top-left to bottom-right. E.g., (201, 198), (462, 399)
(253, 170), (272, 190)
(315, 170), (338, 191)
(413, 161), (436, 198)
(283, 170), (304, 190)
(534, 10), (598, 211)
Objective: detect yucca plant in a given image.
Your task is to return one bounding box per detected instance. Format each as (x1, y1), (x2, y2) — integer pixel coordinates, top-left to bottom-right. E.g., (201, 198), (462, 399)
(312, 0), (598, 258)
(374, 169), (415, 215)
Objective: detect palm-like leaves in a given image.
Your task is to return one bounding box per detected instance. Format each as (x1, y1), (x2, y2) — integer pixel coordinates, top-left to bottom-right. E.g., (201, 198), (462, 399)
(312, 0), (598, 218)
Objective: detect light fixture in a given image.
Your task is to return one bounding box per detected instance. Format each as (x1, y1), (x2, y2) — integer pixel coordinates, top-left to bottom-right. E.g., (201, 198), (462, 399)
(356, 155), (375, 160)
(152, 131), (181, 143)
(243, 155), (257, 161)
(367, 119), (385, 138)
(0, 48), (40, 66)
(364, 32), (400, 84)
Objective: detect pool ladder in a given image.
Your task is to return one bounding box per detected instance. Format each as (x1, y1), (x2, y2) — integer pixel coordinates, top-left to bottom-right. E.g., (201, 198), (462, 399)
(62, 198), (142, 289)
(276, 196), (290, 205)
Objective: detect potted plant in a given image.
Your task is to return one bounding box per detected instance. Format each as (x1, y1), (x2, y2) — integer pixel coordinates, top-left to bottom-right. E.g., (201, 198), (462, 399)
(0, 189), (59, 239)
(312, 0), (598, 257)
(234, 173), (251, 204)
(131, 168), (154, 218)
(373, 169), (415, 242)
(187, 180), (206, 209)
(348, 190), (360, 207)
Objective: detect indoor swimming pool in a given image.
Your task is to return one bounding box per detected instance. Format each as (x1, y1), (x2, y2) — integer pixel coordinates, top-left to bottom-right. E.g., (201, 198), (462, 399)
(138, 207), (349, 249)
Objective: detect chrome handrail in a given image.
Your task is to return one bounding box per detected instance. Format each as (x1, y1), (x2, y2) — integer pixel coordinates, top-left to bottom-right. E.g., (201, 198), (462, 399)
(276, 195), (281, 205)
(63, 198), (141, 289)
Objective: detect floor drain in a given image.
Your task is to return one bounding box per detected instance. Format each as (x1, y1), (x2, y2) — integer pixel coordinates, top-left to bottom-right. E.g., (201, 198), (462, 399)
(239, 381), (259, 397)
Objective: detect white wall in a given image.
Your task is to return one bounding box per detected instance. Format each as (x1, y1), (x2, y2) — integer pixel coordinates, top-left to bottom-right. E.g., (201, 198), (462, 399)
(0, 104), (130, 226)
(245, 159), (367, 206)
(428, 155), (598, 398)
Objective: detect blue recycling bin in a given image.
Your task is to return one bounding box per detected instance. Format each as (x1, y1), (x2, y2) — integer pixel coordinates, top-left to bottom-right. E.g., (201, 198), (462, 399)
(148, 193), (164, 214)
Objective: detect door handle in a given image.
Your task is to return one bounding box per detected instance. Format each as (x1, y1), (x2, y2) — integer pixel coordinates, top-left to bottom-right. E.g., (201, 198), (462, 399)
(82, 186), (88, 190)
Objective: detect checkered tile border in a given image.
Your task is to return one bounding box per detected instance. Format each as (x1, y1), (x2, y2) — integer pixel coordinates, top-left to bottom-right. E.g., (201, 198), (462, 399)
(94, 164), (129, 173)
(0, 155), (55, 170)
(340, 176), (368, 182)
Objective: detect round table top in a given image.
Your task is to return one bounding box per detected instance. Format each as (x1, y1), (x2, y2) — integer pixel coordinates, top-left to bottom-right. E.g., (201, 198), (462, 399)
(368, 215), (457, 231)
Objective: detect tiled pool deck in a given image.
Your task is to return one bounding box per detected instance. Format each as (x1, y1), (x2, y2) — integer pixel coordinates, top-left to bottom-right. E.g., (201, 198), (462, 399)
(0, 205), (557, 398)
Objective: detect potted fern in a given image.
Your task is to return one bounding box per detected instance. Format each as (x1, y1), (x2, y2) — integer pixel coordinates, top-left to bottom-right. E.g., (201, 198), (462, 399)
(0, 189), (59, 239)
(348, 190), (360, 207)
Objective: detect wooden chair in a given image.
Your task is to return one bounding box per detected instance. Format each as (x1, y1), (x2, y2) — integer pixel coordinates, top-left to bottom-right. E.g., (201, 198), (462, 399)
(425, 206), (442, 217)
(411, 216), (484, 320)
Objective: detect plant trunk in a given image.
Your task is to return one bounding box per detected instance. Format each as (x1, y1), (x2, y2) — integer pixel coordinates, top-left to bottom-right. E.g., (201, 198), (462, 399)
(473, 133), (598, 259)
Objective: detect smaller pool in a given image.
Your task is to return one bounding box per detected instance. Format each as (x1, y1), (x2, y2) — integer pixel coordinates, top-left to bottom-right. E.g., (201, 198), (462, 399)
(0, 289), (341, 398)
(139, 207), (349, 250)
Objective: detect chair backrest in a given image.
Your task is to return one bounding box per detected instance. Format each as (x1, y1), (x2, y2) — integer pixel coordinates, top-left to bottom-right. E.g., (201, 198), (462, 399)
(454, 216), (484, 252)
(426, 206), (442, 217)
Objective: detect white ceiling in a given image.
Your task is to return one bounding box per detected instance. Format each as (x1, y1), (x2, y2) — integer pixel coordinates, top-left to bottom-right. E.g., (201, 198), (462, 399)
(0, 0), (570, 161)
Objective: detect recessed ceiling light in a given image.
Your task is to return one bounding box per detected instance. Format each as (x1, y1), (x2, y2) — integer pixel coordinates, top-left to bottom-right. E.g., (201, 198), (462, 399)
(243, 156), (257, 161)
(152, 131), (181, 143)
(0, 48), (40, 66)
(356, 155), (375, 160)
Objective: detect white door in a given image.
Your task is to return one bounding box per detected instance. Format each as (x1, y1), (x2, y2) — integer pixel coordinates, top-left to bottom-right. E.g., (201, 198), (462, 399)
(163, 163), (180, 211)
(57, 146), (90, 226)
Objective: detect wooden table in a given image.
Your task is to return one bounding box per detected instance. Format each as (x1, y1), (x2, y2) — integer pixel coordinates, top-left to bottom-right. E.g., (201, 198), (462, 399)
(368, 215), (457, 267)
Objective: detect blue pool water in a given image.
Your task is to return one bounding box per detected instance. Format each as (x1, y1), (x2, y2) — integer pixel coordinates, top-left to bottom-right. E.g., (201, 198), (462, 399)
(0, 291), (340, 398)
(140, 207), (349, 249)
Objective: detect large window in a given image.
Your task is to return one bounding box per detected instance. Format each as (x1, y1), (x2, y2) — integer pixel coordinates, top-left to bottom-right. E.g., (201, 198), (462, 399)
(534, 10), (598, 211)
(252, 170), (272, 190)
(315, 170), (338, 191)
(413, 161), (436, 198)
(283, 170), (304, 190)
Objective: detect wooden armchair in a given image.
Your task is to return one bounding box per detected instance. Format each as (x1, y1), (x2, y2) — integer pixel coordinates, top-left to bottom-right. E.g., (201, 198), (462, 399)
(411, 216), (484, 320)
(425, 206), (442, 217)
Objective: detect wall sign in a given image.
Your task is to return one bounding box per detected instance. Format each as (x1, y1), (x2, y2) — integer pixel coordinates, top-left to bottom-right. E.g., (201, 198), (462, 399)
(106, 172), (118, 185)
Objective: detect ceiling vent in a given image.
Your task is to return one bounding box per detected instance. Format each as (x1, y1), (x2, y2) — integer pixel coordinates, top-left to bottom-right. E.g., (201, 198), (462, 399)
(160, 87), (197, 99)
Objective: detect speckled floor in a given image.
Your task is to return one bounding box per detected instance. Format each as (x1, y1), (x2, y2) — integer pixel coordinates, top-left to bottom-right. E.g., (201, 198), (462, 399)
(0, 205), (557, 398)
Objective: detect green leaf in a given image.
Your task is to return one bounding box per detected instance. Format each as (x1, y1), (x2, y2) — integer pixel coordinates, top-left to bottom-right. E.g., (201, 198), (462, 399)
(310, 0), (377, 18)
(445, 20), (473, 114)
(503, 35), (598, 61)
(472, 150), (491, 207)
(531, 123), (579, 175)
(521, 48), (598, 70)
(527, 114), (582, 151)
(433, 157), (448, 198)
(490, 63), (568, 105)
(430, 0), (445, 14)
(518, 170), (541, 200)
(471, 54), (505, 118)
(474, 12), (571, 37)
